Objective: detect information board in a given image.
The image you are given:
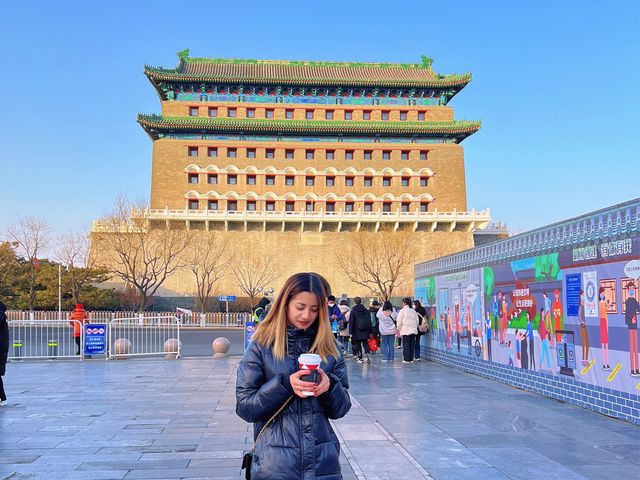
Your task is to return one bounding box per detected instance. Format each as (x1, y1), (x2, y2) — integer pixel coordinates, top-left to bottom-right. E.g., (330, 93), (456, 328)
(84, 324), (107, 355)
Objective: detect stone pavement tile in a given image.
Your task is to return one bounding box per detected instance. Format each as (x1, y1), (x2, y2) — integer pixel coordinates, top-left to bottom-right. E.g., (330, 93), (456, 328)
(344, 441), (425, 479)
(426, 467), (510, 480)
(30, 454), (142, 465)
(331, 422), (388, 441)
(76, 459), (190, 471)
(0, 455), (39, 465)
(593, 443), (640, 465)
(402, 439), (491, 470)
(194, 444), (253, 452)
(96, 446), (198, 455)
(123, 467), (238, 478)
(496, 462), (590, 480)
(0, 470), (130, 480)
(524, 437), (630, 465)
(569, 463), (640, 480)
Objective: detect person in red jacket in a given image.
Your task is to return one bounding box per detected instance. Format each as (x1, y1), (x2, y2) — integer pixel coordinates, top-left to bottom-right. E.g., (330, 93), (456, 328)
(69, 304), (88, 355)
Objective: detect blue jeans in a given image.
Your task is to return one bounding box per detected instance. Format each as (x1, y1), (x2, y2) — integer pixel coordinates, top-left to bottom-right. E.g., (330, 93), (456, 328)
(381, 335), (395, 361)
(339, 335), (350, 355)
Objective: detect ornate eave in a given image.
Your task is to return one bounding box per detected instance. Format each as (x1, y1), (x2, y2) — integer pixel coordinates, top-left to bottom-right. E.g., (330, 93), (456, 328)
(137, 114), (481, 142)
(143, 52), (471, 103)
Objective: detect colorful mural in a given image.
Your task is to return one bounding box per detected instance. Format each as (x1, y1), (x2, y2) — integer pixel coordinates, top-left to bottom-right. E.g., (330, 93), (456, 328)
(415, 236), (640, 395)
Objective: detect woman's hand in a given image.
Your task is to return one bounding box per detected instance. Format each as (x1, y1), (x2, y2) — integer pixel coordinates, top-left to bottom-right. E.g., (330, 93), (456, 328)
(289, 370), (317, 398)
(314, 368), (330, 397)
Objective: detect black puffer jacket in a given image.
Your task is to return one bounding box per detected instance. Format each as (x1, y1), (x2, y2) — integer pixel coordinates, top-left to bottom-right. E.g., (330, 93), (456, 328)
(349, 304), (371, 341)
(236, 323), (351, 480)
(0, 302), (8, 376)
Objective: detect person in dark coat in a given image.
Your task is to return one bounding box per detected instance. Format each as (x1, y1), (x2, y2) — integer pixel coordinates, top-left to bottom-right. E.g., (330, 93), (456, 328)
(413, 300), (428, 361)
(236, 272), (351, 480)
(0, 301), (9, 405)
(349, 297), (372, 363)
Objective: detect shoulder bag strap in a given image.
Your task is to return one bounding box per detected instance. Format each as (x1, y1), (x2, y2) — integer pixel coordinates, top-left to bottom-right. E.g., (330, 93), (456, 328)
(252, 395), (294, 452)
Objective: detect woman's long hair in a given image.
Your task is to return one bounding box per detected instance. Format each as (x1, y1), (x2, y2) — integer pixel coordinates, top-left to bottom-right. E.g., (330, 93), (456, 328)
(251, 272), (339, 361)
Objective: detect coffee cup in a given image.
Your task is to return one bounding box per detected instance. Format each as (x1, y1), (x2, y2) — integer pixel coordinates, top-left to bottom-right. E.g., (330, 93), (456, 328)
(298, 353), (321, 396)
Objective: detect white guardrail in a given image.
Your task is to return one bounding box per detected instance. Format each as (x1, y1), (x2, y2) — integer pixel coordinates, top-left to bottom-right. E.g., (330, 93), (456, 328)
(7, 311), (249, 327)
(8, 320), (84, 360)
(107, 316), (180, 360)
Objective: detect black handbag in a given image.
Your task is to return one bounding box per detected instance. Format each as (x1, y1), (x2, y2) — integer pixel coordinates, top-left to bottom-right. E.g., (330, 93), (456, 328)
(242, 395), (293, 480)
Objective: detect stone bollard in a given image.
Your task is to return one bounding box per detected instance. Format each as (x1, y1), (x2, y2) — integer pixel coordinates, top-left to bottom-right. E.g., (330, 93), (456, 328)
(113, 338), (132, 359)
(212, 337), (230, 358)
(164, 338), (181, 359)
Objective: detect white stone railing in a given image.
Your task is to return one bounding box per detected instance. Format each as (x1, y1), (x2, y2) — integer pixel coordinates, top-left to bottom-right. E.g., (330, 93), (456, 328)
(141, 207), (491, 222)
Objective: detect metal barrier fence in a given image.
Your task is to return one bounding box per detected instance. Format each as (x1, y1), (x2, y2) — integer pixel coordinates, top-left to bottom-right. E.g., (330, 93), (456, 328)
(8, 320), (84, 360)
(107, 316), (181, 360)
(7, 310), (249, 327)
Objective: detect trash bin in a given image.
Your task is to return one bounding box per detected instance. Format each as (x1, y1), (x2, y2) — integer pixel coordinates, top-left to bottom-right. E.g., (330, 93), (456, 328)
(48, 339), (59, 357)
(12, 339), (23, 358)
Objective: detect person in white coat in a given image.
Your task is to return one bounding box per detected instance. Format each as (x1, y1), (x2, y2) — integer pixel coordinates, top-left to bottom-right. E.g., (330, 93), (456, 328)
(396, 297), (420, 363)
(377, 301), (398, 362)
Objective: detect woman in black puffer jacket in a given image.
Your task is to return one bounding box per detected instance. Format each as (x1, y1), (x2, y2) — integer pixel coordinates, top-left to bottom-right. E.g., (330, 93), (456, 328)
(236, 272), (351, 480)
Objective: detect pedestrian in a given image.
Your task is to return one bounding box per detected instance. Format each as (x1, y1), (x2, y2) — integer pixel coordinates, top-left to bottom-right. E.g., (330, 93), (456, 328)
(327, 295), (345, 339)
(236, 272), (351, 480)
(349, 297), (372, 363)
(377, 301), (397, 362)
(413, 299), (427, 361)
(338, 299), (351, 356)
(0, 301), (9, 406)
(397, 297), (419, 363)
(368, 300), (381, 352)
(252, 296), (271, 324)
(624, 282), (639, 376)
(69, 303), (88, 355)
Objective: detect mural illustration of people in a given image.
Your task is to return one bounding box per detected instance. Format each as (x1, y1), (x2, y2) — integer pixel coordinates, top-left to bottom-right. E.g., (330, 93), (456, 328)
(415, 216), (639, 402)
(579, 289), (590, 366)
(599, 286), (610, 370)
(485, 311), (493, 362)
(625, 282), (639, 376)
(542, 291), (554, 347)
(553, 289), (563, 344)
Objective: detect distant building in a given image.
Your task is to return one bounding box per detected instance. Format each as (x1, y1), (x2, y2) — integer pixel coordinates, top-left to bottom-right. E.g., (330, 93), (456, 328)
(93, 50), (490, 297)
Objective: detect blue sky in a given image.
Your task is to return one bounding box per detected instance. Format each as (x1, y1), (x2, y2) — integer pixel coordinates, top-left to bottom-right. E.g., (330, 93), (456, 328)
(0, 0), (638, 236)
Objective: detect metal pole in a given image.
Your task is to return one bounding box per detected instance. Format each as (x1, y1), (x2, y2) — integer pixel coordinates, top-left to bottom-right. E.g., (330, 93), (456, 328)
(58, 264), (62, 320)
(225, 300), (229, 327)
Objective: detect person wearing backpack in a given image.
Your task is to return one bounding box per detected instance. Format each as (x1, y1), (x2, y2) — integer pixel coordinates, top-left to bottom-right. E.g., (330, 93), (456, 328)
(338, 299), (351, 356)
(327, 295), (345, 339)
(349, 297), (372, 364)
(368, 300), (381, 353)
(396, 297), (420, 363)
(413, 300), (428, 361)
(377, 301), (398, 362)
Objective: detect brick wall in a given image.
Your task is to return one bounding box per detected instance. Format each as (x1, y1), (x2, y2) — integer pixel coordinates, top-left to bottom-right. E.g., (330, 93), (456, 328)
(424, 345), (640, 425)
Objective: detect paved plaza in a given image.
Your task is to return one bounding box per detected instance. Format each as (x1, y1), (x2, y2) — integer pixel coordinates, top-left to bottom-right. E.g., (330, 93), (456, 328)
(0, 354), (638, 480)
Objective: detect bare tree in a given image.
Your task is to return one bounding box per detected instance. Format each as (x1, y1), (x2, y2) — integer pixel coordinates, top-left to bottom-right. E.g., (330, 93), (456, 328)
(232, 246), (278, 309)
(92, 196), (191, 312)
(185, 233), (231, 313)
(7, 216), (51, 310)
(336, 230), (418, 301)
(55, 231), (109, 305)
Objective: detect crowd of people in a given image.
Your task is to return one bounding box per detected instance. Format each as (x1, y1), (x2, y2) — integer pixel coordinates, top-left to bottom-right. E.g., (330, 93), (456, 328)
(328, 294), (430, 364)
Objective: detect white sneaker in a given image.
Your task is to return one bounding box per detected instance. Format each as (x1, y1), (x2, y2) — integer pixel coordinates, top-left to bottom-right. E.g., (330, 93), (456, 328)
(0, 400), (7, 406)
(413, 358), (421, 362)
(402, 360), (411, 364)
(381, 360), (388, 363)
